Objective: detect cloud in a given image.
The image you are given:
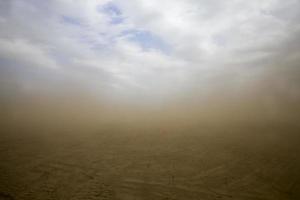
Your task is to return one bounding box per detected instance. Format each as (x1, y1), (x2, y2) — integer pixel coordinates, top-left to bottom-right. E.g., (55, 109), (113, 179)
(116, 0), (300, 62)
(0, 39), (58, 69)
(0, 0), (299, 105)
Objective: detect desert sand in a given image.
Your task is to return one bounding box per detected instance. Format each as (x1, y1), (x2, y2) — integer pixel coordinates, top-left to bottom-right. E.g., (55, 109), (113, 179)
(1, 120), (299, 200)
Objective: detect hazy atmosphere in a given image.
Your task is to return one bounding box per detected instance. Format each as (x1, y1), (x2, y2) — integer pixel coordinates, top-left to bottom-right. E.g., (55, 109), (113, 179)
(1, 1), (300, 200)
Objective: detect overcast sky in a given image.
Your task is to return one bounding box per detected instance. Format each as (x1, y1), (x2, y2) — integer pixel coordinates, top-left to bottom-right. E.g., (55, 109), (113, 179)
(0, 0), (299, 104)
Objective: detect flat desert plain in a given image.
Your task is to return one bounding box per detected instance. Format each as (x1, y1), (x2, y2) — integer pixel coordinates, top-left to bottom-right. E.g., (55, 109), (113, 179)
(0, 123), (300, 200)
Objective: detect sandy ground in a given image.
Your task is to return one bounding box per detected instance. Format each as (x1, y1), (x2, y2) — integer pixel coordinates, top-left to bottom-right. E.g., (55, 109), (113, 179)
(0, 123), (300, 200)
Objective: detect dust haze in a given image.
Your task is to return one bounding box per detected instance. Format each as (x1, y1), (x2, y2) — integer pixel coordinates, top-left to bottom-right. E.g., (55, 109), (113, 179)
(1, 61), (300, 200)
(1, 0), (300, 200)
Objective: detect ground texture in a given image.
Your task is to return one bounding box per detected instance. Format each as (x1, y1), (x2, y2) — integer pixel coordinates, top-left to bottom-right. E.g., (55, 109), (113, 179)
(1, 124), (299, 200)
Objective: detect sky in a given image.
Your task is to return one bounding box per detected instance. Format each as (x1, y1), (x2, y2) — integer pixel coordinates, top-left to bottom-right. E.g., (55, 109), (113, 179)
(0, 0), (300, 123)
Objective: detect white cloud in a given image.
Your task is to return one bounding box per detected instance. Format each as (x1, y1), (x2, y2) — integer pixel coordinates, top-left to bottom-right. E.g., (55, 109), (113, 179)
(116, 0), (299, 62)
(0, 39), (58, 69)
(0, 0), (300, 100)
